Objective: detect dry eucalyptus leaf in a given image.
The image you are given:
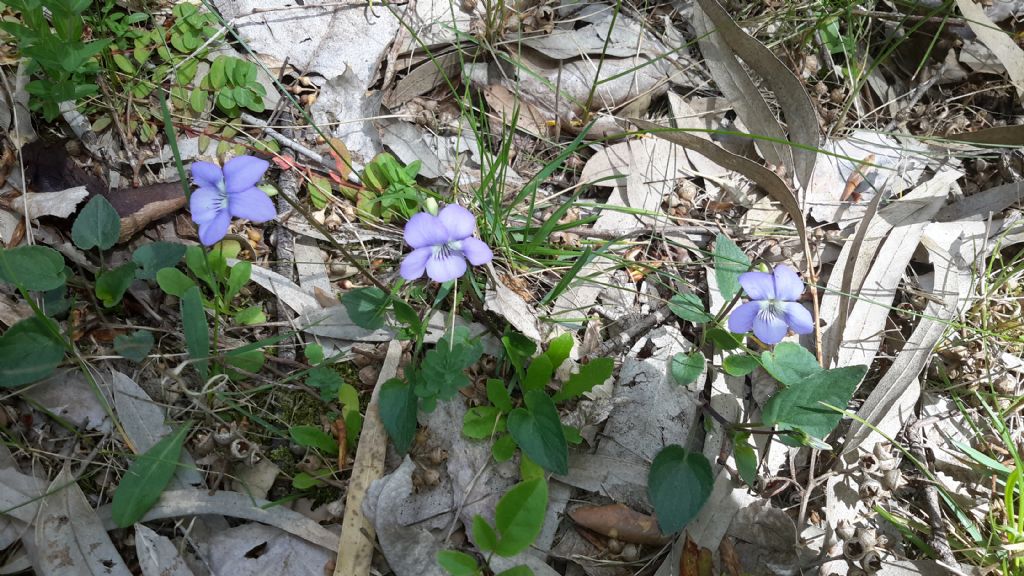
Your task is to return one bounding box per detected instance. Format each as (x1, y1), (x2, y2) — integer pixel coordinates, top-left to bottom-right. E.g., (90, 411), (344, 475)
(694, 0), (820, 188)
(517, 11), (669, 60)
(485, 271), (543, 342)
(22, 369), (111, 433)
(7, 187), (89, 220)
(207, 524), (331, 576)
(98, 490), (338, 551)
(364, 458), (446, 576)
(135, 524), (195, 576)
(955, 0), (1024, 99)
(36, 467), (131, 576)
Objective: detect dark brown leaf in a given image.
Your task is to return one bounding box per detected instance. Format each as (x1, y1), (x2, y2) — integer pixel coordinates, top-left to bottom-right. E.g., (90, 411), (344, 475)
(569, 503), (669, 546)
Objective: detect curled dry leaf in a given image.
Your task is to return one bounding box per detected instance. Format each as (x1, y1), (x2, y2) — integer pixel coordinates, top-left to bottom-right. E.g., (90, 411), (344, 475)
(955, 0), (1024, 100)
(3, 187), (89, 220)
(569, 503), (670, 546)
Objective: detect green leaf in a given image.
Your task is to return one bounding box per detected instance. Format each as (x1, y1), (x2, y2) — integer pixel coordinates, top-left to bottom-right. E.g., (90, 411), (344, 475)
(493, 478), (548, 557)
(523, 354), (552, 392)
(225, 261), (251, 302)
(208, 55), (226, 87)
(0, 245), (66, 291)
(289, 425), (338, 454)
(462, 406), (504, 439)
(306, 343), (325, 366)
(436, 551), (480, 576)
(96, 262), (138, 307)
(180, 285), (209, 381)
(706, 327), (743, 351)
(132, 242), (186, 280)
(722, 354), (758, 377)
(552, 357), (614, 402)
(112, 53), (135, 73)
(733, 432), (757, 488)
(306, 366), (342, 402)
(234, 306), (265, 325)
(417, 328), (484, 402)
(486, 379), (513, 413)
(183, 246), (215, 293)
(671, 351), (704, 386)
(392, 298), (422, 334)
(472, 516), (497, 553)
(341, 287), (390, 330)
(379, 377), (418, 453)
(292, 471), (324, 489)
(502, 333), (535, 385)
(544, 333), (573, 370)
(492, 434), (517, 462)
(647, 445), (713, 534)
(224, 348), (264, 375)
(114, 330), (154, 363)
(189, 87), (206, 113)
(72, 195), (120, 251)
(507, 391), (567, 475)
(761, 342), (822, 386)
(762, 366), (867, 440)
(668, 293), (712, 324)
(0, 317), (64, 387)
(111, 422), (192, 527)
(713, 234), (750, 300)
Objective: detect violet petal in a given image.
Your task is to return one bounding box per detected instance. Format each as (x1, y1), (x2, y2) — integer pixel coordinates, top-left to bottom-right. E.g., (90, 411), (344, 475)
(752, 309), (788, 345)
(404, 213), (448, 249)
(228, 187), (277, 222)
(223, 156), (270, 194)
(782, 302), (814, 334)
(728, 300), (760, 334)
(400, 247), (432, 281)
(190, 187), (225, 225)
(460, 237), (493, 266)
(738, 271), (775, 300)
(438, 204), (476, 241)
(426, 252), (467, 282)
(772, 265), (804, 302)
(198, 210), (232, 246)
(191, 161), (223, 190)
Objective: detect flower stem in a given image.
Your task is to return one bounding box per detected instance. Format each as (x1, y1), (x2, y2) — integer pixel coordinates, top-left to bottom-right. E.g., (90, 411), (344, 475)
(449, 277), (457, 352)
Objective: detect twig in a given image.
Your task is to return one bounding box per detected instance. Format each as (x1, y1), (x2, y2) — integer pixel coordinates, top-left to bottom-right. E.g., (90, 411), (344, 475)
(273, 112), (301, 361)
(906, 417), (957, 565)
(583, 303), (673, 361)
(848, 8), (966, 26)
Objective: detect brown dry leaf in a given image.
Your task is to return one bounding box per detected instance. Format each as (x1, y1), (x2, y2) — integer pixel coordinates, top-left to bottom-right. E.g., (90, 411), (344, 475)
(678, 533), (713, 576)
(569, 503), (669, 546)
(693, 0), (820, 188)
(719, 536), (742, 576)
(385, 52), (463, 108)
(483, 84), (551, 138)
(955, 0), (1024, 99)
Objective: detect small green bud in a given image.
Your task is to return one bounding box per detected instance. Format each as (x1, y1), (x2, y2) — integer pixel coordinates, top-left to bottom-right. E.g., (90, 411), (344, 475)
(424, 197), (439, 216)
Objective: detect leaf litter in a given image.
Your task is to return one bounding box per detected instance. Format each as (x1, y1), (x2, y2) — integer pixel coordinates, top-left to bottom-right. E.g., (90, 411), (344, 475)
(4, 1), (1024, 575)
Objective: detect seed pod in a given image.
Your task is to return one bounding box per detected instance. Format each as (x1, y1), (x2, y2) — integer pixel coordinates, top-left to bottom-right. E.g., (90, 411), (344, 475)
(844, 538), (867, 562)
(230, 438), (256, 462)
(859, 479), (883, 501)
(836, 519), (856, 541)
(860, 550), (882, 573)
(212, 424), (234, 446)
(856, 527), (878, 549)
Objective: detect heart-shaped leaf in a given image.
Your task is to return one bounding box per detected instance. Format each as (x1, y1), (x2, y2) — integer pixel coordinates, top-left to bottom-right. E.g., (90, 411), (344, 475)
(762, 365), (867, 439)
(507, 391), (567, 475)
(72, 195), (120, 251)
(647, 445), (713, 533)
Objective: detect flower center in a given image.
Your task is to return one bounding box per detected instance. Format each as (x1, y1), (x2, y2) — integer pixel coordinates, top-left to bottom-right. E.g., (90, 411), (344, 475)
(433, 240), (462, 259)
(761, 298), (784, 316)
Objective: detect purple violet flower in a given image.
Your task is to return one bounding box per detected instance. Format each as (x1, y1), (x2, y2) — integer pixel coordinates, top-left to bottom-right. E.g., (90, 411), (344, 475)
(728, 264), (814, 345)
(190, 156), (277, 246)
(400, 204), (493, 283)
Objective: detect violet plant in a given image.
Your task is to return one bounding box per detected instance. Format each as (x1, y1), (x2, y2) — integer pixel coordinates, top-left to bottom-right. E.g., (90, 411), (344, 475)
(647, 235), (868, 535)
(189, 155), (277, 246)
